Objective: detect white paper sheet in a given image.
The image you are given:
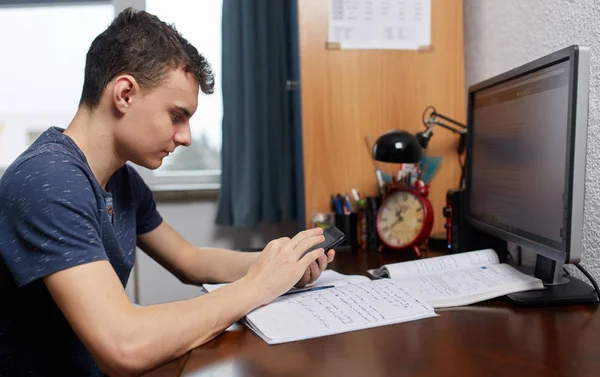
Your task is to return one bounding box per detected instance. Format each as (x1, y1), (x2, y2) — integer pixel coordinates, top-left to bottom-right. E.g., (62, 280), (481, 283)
(245, 279), (437, 344)
(328, 0), (431, 50)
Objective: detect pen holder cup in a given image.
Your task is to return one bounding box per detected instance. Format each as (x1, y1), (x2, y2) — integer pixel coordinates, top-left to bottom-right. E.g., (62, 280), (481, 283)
(334, 213), (359, 249)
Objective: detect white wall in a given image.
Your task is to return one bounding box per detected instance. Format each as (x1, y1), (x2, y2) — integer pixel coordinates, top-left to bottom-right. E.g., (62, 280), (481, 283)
(463, 0), (600, 280)
(131, 196), (298, 305)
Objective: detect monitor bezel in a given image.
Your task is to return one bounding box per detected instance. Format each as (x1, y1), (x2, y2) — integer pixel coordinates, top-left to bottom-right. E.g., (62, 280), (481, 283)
(465, 45), (589, 264)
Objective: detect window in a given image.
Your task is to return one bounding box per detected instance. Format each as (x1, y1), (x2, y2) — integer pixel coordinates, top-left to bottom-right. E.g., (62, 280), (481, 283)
(140, 0), (223, 190)
(0, 1), (222, 191)
(0, 3), (114, 169)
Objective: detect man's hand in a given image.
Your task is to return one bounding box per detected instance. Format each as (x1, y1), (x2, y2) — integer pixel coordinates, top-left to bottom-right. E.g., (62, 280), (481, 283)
(294, 249), (336, 288)
(245, 228), (327, 306)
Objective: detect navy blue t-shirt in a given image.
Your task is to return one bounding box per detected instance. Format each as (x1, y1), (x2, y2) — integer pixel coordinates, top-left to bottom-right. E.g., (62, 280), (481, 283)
(0, 127), (163, 376)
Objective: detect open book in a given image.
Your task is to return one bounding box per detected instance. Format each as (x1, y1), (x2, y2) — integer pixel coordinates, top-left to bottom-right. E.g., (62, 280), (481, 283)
(203, 273), (437, 345)
(367, 248), (545, 308)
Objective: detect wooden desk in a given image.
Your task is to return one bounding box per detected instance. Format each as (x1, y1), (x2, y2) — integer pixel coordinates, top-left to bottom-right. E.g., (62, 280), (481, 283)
(150, 248), (600, 377)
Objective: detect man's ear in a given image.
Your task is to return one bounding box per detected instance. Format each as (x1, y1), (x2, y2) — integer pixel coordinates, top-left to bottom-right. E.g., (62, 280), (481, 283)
(112, 75), (138, 114)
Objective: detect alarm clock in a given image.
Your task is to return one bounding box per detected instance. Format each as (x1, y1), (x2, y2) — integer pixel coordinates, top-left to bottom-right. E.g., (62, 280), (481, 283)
(375, 183), (434, 257)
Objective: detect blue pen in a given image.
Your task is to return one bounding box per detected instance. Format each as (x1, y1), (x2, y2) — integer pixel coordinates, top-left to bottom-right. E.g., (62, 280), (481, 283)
(281, 285), (335, 296)
(336, 193), (348, 214)
(331, 195), (343, 214)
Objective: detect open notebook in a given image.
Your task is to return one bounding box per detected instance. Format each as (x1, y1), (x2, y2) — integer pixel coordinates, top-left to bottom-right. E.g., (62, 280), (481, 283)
(203, 273), (437, 345)
(242, 279), (436, 344)
(367, 248), (545, 308)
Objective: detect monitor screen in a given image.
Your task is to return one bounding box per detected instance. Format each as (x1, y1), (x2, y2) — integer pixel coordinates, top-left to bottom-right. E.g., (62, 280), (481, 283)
(470, 61), (569, 248)
(465, 46), (589, 263)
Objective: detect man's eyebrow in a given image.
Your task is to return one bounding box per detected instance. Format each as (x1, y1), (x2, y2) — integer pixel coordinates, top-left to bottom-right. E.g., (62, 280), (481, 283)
(174, 106), (192, 118)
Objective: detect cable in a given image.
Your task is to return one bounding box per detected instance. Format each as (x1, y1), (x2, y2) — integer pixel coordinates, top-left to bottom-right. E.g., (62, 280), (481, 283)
(457, 153), (465, 188)
(457, 152), (463, 170)
(574, 263), (600, 301)
(422, 105), (436, 126)
(424, 104), (467, 188)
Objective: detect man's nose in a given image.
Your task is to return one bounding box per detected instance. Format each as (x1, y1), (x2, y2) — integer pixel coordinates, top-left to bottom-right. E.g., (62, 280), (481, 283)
(174, 123), (192, 147)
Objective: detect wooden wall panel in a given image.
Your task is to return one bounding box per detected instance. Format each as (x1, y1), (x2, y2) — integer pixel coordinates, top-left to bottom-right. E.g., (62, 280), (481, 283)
(299, 0), (465, 235)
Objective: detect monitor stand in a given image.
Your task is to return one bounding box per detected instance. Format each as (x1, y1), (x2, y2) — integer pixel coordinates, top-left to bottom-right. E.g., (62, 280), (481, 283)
(506, 254), (598, 306)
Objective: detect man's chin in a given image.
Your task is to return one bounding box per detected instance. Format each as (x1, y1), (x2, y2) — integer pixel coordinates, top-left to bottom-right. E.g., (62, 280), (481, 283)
(133, 158), (163, 171)
(148, 160), (164, 170)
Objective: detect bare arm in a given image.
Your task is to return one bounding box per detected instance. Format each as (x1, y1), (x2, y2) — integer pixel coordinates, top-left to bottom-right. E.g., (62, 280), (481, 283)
(45, 261), (259, 376)
(137, 221), (260, 283)
(44, 228), (326, 377)
(137, 221), (334, 286)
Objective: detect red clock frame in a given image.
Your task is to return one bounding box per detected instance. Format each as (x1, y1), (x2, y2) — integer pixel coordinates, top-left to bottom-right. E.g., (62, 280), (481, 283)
(375, 185), (434, 258)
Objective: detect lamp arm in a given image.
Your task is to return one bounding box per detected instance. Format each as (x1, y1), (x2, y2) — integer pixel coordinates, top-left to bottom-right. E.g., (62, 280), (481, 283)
(433, 120), (467, 135)
(418, 106), (468, 154)
(417, 121), (467, 154)
(431, 111), (467, 130)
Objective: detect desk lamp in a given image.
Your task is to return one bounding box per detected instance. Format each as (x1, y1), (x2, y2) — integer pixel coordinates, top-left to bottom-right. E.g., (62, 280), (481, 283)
(372, 129), (422, 164)
(372, 106), (467, 164)
(372, 106), (468, 188)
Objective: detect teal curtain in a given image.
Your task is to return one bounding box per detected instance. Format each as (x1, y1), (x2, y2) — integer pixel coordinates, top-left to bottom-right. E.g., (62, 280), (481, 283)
(216, 0), (297, 228)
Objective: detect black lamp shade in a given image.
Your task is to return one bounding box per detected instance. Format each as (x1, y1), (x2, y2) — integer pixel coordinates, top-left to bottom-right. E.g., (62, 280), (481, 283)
(372, 130), (423, 163)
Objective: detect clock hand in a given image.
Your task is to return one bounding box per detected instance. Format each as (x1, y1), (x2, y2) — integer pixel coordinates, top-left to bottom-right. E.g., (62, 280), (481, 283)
(390, 216), (403, 228)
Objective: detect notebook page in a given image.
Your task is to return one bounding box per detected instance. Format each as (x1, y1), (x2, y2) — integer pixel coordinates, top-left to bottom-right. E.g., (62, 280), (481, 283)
(396, 263), (544, 308)
(203, 270), (369, 293)
(383, 248), (499, 279)
(245, 279), (437, 344)
(306, 269), (370, 286)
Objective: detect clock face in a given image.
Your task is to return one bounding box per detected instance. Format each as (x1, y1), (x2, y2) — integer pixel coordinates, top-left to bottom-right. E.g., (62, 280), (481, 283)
(376, 190), (426, 248)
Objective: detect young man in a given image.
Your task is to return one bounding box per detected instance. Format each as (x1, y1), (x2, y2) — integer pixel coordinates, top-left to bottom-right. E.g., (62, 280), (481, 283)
(0, 8), (334, 377)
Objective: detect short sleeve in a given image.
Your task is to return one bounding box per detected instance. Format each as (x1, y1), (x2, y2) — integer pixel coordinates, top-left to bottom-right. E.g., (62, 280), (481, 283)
(125, 165), (163, 234)
(0, 157), (108, 287)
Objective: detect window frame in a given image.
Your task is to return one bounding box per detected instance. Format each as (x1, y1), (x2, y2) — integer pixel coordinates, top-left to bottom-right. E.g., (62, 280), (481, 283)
(135, 167), (221, 191)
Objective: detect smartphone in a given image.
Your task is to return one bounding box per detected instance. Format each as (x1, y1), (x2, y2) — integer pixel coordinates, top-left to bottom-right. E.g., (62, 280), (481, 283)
(301, 226), (346, 259)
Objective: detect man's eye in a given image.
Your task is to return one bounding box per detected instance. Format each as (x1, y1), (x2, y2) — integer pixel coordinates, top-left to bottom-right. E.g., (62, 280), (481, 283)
(171, 113), (181, 122)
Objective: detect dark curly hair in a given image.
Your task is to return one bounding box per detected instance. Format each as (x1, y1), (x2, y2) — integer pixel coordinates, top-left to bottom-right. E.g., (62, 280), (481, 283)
(79, 7), (214, 108)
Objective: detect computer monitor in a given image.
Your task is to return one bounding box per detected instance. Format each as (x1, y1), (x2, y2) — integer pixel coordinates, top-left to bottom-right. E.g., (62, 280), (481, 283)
(465, 45), (597, 305)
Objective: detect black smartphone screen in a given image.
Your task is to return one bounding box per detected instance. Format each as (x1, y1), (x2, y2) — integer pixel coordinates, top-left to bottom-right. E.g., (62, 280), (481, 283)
(301, 226), (346, 258)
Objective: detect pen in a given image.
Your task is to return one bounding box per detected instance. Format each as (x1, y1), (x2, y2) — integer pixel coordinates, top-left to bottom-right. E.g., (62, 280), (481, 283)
(351, 188), (364, 210)
(281, 285), (335, 296)
(375, 169), (384, 195)
(331, 194), (343, 214)
(345, 192), (352, 212)
(337, 193), (350, 214)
